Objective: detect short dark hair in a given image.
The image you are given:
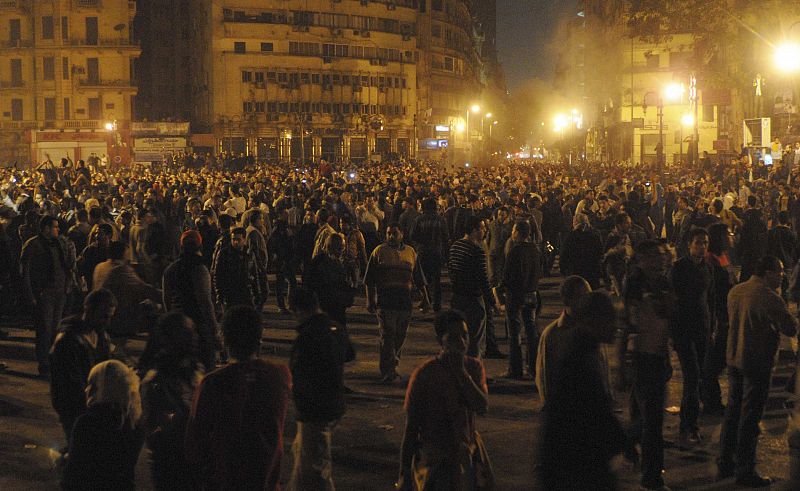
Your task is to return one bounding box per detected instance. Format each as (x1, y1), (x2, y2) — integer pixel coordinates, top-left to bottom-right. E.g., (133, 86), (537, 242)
(560, 275), (591, 308)
(222, 305), (262, 360)
(747, 195), (757, 207)
(707, 222), (730, 255)
(97, 223), (113, 237)
(634, 239), (663, 257)
(614, 212), (630, 227)
(712, 199), (723, 213)
(231, 226), (247, 237)
(84, 288), (117, 313)
(513, 219), (531, 239)
(688, 227), (709, 242)
(755, 255), (783, 276)
(421, 197), (437, 213)
(108, 240), (127, 260)
(288, 287), (320, 313)
(464, 216), (483, 235)
(218, 213), (233, 230)
(574, 291), (616, 326)
(434, 309), (467, 343)
(39, 215), (58, 231)
(386, 221), (402, 231)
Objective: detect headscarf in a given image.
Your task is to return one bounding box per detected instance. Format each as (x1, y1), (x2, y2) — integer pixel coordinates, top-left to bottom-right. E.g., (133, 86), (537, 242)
(86, 359), (142, 427)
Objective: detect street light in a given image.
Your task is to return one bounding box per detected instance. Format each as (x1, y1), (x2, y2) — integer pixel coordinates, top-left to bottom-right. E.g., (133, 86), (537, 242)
(664, 82), (685, 102)
(775, 42), (800, 73)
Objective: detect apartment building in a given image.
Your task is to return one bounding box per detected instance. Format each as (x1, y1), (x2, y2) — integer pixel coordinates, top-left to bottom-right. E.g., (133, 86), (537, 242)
(0, 0), (140, 164)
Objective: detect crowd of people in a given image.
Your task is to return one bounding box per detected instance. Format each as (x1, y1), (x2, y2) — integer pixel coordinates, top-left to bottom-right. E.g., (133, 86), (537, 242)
(0, 151), (800, 490)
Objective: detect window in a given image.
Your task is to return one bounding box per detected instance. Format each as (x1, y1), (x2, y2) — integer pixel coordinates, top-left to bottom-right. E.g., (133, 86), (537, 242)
(254, 71), (264, 83)
(352, 103), (361, 114)
(277, 72), (287, 83)
(444, 56), (454, 71)
(10, 19), (21, 42)
(63, 98), (70, 119)
(267, 102), (277, 113)
(431, 24), (441, 38)
(44, 98), (56, 120)
(260, 42), (273, 52)
(85, 17), (98, 45)
(289, 73), (299, 85)
(242, 70), (252, 82)
(703, 105), (715, 122)
(243, 101), (254, 113)
(62, 57), (69, 79)
(61, 16), (68, 41)
(322, 103), (331, 114)
(43, 57), (55, 80)
(11, 58), (22, 85)
(289, 41), (319, 56)
(311, 73), (321, 84)
(42, 16), (54, 39)
(255, 101), (265, 112)
(279, 102), (288, 113)
(646, 54), (660, 69)
(432, 0), (443, 11)
(11, 99), (22, 121)
(267, 71), (277, 82)
(290, 102), (299, 113)
(88, 97), (101, 119)
(234, 41), (246, 53)
(87, 57), (99, 83)
(300, 73), (310, 84)
(322, 43), (348, 57)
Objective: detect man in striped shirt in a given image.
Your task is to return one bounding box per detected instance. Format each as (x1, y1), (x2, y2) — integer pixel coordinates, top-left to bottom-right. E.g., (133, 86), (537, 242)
(364, 223), (429, 384)
(448, 216), (497, 358)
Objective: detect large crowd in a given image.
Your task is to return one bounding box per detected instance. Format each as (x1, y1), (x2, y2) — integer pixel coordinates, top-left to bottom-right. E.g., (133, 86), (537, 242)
(1, 150), (800, 490)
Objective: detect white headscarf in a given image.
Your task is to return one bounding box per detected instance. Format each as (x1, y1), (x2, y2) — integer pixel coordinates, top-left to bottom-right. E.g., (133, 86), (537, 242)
(86, 359), (142, 427)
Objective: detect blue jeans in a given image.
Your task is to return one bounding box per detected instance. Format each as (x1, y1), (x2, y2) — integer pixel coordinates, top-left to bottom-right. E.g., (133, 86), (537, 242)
(451, 294), (486, 358)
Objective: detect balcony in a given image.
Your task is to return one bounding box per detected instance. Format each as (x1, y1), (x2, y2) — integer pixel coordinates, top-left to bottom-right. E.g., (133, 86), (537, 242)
(0, 121), (37, 130)
(0, 0), (30, 12)
(73, 0), (100, 8)
(0, 81), (25, 89)
(77, 79), (136, 90)
(0, 39), (33, 49)
(67, 38), (141, 48)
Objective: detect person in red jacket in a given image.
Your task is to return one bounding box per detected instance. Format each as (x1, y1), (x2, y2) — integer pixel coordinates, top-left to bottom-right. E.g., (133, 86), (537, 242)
(185, 305), (291, 490)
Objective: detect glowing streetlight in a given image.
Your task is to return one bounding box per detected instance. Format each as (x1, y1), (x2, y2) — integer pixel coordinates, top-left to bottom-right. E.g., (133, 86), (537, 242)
(485, 112), (493, 119)
(553, 114), (568, 128)
(775, 42), (800, 73)
(664, 82), (685, 102)
(455, 122), (466, 133)
(104, 121), (116, 131)
(470, 104), (481, 114)
(681, 113), (694, 126)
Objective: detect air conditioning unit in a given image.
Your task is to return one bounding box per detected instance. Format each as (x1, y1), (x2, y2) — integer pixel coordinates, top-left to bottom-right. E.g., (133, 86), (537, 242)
(361, 30), (371, 38)
(388, 2), (396, 10)
(323, 56), (333, 64)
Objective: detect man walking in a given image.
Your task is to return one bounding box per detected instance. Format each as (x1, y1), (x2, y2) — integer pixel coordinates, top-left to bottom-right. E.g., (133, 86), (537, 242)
(287, 288), (346, 490)
(718, 256), (797, 487)
(408, 198), (448, 312)
(21, 215), (71, 376)
(212, 227), (263, 311)
(448, 216), (497, 358)
(364, 223), (428, 383)
(670, 227), (714, 444)
(484, 206), (513, 358)
(497, 220), (541, 379)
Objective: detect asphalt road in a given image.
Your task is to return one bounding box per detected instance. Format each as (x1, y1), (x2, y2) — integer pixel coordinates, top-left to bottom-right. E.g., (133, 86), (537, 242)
(0, 273), (797, 490)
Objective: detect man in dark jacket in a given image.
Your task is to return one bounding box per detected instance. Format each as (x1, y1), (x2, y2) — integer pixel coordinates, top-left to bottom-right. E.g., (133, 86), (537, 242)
(288, 288), (346, 490)
(163, 230), (219, 371)
(737, 199), (769, 282)
(21, 215), (71, 376)
(408, 198), (449, 312)
(767, 211), (797, 300)
(560, 213), (604, 289)
(212, 227), (262, 311)
(49, 288), (115, 443)
(670, 227), (714, 444)
(498, 220), (542, 379)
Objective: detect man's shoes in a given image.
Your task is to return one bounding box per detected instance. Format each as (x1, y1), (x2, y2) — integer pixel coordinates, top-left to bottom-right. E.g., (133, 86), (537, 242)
(703, 403), (726, 416)
(678, 429), (702, 445)
(500, 371), (524, 380)
(380, 373), (399, 385)
(715, 465), (735, 481)
(484, 349), (507, 359)
(735, 473), (771, 488)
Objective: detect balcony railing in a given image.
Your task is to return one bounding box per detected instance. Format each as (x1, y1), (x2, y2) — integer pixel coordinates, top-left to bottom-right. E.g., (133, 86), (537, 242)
(0, 81), (25, 88)
(77, 78), (135, 88)
(0, 0), (29, 11)
(73, 0), (100, 8)
(0, 39), (33, 48)
(67, 38), (140, 47)
(0, 121), (37, 130)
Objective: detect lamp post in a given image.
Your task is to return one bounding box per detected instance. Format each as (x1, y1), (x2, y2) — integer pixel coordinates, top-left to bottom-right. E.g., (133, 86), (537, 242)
(644, 83), (684, 171)
(488, 120), (498, 154)
(680, 113), (694, 165)
(467, 104), (480, 159)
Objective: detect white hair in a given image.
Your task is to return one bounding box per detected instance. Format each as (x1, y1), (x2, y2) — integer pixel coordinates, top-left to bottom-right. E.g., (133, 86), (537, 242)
(86, 359), (142, 427)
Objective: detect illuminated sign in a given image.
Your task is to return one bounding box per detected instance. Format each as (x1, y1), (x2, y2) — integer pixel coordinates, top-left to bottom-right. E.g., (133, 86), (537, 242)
(435, 125), (450, 132)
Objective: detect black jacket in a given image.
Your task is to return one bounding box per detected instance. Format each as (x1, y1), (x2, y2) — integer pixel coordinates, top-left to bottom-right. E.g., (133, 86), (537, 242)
(501, 240), (542, 304)
(211, 244), (261, 308)
(767, 225), (797, 268)
(670, 256), (713, 334)
(49, 316), (111, 421)
(305, 254), (355, 322)
(290, 313), (346, 423)
(62, 403), (144, 491)
(409, 211), (449, 259)
(559, 227), (603, 287)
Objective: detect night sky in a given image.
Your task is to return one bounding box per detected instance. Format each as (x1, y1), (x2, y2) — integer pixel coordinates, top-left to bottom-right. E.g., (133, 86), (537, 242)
(497, 0), (575, 90)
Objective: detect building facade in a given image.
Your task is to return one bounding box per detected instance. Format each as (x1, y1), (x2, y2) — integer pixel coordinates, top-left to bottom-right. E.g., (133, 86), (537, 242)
(134, 0), (488, 164)
(0, 0), (139, 164)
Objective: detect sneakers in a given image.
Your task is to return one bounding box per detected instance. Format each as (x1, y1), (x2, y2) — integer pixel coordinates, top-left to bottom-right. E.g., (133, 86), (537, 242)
(735, 474), (771, 488)
(483, 349), (507, 359)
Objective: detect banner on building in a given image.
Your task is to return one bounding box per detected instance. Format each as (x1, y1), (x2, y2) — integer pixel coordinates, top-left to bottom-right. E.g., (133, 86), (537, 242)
(131, 122), (190, 136)
(134, 137), (187, 151)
